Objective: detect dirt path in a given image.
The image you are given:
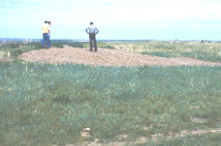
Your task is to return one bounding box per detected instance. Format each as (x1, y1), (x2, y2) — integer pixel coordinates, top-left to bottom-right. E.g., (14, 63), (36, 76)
(19, 46), (221, 66)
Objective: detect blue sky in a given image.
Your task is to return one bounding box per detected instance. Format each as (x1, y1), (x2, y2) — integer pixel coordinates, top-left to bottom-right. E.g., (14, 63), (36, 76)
(1, 0), (221, 40)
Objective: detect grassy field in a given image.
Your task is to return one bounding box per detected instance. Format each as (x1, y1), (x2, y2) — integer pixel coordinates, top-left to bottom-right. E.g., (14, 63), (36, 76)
(1, 41), (221, 145)
(100, 41), (221, 63)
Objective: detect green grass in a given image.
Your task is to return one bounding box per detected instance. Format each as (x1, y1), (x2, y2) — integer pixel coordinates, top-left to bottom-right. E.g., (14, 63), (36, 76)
(0, 42), (42, 58)
(1, 61), (221, 145)
(103, 41), (221, 63)
(1, 41), (221, 145)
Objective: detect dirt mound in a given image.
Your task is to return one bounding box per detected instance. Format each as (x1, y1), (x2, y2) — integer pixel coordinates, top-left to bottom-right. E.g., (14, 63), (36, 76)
(19, 46), (221, 66)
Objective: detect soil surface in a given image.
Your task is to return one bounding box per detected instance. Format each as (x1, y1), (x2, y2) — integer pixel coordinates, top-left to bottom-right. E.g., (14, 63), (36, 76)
(19, 46), (221, 66)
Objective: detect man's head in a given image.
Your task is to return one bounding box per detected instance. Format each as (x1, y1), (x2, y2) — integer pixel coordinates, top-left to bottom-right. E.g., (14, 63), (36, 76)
(45, 20), (48, 23)
(90, 22), (93, 25)
(48, 21), (51, 25)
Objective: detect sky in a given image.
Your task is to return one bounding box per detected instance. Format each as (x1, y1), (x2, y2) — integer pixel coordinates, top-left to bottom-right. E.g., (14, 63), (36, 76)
(1, 0), (221, 40)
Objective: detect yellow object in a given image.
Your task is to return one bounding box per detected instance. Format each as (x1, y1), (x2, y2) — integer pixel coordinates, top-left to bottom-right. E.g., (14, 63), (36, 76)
(42, 23), (49, 34)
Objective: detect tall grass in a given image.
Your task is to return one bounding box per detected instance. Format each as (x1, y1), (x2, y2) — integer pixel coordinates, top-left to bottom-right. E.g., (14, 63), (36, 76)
(1, 60), (221, 145)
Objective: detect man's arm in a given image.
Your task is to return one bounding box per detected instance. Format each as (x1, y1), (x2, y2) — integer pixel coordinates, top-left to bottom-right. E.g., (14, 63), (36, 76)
(96, 29), (99, 34)
(85, 28), (89, 34)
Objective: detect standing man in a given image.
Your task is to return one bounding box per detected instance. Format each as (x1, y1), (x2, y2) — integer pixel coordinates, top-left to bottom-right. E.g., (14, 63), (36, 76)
(85, 22), (99, 51)
(42, 20), (50, 48)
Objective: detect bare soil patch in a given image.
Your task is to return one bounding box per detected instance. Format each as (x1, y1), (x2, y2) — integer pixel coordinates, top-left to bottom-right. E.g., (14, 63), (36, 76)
(68, 128), (221, 146)
(19, 46), (221, 66)
(64, 128), (221, 146)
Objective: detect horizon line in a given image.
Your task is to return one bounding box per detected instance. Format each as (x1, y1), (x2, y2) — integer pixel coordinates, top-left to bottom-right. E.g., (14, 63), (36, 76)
(0, 38), (221, 42)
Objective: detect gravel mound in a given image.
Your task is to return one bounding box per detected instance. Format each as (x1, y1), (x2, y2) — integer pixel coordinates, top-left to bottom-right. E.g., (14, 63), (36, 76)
(19, 46), (221, 66)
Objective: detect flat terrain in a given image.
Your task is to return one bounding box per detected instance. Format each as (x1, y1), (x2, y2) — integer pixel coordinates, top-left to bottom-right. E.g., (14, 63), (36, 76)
(19, 46), (221, 66)
(2, 42), (221, 146)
